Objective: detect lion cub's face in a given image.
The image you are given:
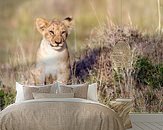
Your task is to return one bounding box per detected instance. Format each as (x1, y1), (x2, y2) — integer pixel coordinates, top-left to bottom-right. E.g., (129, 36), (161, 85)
(36, 17), (73, 50)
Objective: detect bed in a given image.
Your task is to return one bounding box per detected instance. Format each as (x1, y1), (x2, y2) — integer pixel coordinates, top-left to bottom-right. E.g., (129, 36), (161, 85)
(0, 82), (127, 130)
(0, 98), (125, 130)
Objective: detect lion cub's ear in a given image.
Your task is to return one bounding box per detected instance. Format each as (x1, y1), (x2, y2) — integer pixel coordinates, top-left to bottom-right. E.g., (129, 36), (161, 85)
(62, 16), (73, 33)
(36, 18), (49, 34)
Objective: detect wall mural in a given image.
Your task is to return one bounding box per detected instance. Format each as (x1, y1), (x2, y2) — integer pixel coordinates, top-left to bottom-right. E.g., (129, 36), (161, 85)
(0, 0), (162, 130)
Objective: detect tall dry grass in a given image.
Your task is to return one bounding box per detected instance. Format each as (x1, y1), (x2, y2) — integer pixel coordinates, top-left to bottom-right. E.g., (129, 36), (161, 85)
(72, 25), (163, 112)
(0, 24), (162, 112)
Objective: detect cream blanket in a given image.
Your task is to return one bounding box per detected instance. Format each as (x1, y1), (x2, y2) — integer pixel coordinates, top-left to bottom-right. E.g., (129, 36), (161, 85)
(0, 98), (125, 130)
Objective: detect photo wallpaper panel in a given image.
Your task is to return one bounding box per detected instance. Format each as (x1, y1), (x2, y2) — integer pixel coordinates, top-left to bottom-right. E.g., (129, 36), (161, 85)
(0, 0), (162, 113)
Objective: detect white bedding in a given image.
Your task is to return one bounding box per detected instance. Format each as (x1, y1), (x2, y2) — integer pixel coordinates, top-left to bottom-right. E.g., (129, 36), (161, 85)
(20, 98), (106, 106)
(0, 98), (125, 130)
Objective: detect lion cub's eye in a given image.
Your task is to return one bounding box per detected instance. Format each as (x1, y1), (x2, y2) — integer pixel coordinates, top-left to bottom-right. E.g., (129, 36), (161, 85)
(62, 31), (66, 34)
(49, 31), (54, 35)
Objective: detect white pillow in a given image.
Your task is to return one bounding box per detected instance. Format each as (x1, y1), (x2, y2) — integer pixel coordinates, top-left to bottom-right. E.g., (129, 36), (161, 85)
(15, 82), (57, 103)
(15, 82), (24, 103)
(87, 83), (98, 102)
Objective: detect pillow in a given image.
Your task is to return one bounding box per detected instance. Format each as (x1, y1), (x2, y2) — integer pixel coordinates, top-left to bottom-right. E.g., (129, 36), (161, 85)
(58, 83), (88, 99)
(15, 82), (57, 103)
(50, 82), (58, 93)
(15, 82), (24, 103)
(23, 85), (51, 100)
(33, 93), (74, 99)
(87, 83), (98, 102)
(57, 82), (98, 101)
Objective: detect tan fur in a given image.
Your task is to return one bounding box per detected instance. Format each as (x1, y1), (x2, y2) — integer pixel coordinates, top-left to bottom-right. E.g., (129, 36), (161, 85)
(35, 17), (73, 84)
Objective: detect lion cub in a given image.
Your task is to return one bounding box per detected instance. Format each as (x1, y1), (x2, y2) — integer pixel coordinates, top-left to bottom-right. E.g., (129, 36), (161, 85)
(35, 17), (73, 84)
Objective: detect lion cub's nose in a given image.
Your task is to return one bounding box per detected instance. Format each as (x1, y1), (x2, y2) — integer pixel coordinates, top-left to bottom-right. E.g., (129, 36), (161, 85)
(55, 41), (62, 45)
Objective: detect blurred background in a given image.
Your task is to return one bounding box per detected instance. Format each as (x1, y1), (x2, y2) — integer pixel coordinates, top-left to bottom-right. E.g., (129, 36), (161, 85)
(0, 0), (163, 63)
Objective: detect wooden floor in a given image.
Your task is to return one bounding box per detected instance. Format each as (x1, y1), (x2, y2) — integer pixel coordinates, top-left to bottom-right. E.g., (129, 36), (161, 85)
(127, 114), (163, 130)
(128, 122), (163, 130)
